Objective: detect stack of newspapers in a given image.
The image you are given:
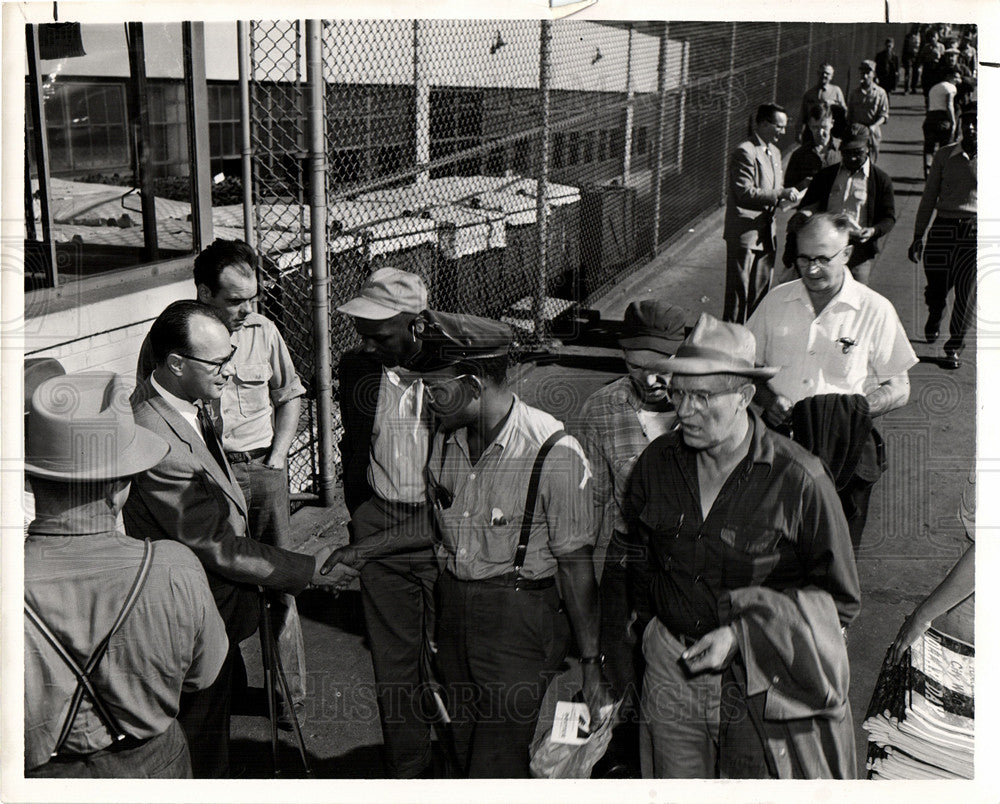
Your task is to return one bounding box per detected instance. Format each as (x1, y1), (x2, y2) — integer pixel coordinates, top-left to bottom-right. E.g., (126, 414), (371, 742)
(863, 627), (974, 780)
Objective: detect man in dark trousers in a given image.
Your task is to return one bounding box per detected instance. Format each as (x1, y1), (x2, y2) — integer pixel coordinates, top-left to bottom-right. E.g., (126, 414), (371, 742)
(332, 267), (440, 778)
(722, 103), (801, 324)
(875, 38), (900, 93)
(798, 125), (896, 286)
(124, 300), (340, 777)
(909, 105), (977, 370)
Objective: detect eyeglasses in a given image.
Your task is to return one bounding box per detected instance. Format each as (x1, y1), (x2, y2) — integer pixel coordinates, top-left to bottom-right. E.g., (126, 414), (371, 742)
(176, 345), (238, 376)
(666, 385), (748, 409)
(795, 245), (848, 270)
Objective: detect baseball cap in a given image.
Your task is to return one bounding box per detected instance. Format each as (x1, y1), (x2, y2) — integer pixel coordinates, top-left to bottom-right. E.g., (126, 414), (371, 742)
(336, 267), (428, 320)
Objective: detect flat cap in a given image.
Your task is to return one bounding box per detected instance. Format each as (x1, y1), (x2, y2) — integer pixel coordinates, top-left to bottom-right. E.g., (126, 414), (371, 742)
(411, 310), (513, 371)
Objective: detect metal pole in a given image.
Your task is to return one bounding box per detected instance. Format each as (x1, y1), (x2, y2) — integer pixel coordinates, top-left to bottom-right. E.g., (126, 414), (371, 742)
(25, 25), (57, 287)
(622, 23), (635, 183)
(651, 22), (670, 255)
(125, 23), (159, 262)
(772, 22), (781, 101)
(306, 20), (337, 507)
(237, 21), (255, 248)
(414, 20), (430, 186)
(533, 20), (552, 341)
(804, 23), (814, 99)
(720, 22), (738, 205)
(183, 22), (213, 251)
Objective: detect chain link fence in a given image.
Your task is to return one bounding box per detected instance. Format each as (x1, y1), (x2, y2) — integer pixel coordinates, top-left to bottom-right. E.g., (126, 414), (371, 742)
(247, 19), (904, 501)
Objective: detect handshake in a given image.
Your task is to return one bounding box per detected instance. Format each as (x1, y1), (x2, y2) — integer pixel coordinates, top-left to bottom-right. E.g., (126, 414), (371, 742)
(309, 542), (365, 592)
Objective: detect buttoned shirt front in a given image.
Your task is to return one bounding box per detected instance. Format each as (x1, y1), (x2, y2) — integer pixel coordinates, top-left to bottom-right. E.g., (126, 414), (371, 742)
(369, 366), (430, 504)
(222, 312), (306, 452)
(746, 272), (918, 403)
(848, 84), (890, 128)
(575, 376), (674, 553)
(429, 396), (594, 581)
(827, 158), (870, 227)
(625, 410), (860, 640)
(24, 523), (227, 769)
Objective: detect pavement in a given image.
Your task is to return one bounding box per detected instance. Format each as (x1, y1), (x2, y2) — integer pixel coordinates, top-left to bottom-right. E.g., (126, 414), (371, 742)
(232, 90), (976, 778)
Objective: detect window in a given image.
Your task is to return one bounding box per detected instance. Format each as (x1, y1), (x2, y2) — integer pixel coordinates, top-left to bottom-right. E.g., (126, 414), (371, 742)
(208, 83), (240, 176)
(429, 86), (484, 178)
(552, 132), (566, 169)
(25, 22), (199, 290)
(567, 131), (580, 166)
(583, 130), (595, 164)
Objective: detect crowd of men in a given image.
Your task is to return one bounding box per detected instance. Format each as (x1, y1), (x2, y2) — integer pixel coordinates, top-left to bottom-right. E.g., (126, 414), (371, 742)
(22, 23), (976, 783)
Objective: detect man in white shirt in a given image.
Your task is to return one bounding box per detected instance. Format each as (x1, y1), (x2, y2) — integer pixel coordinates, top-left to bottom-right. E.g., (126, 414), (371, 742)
(747, 213), (917, 548)
(923, 69), (961, 177)
(333, 268), (439, 778)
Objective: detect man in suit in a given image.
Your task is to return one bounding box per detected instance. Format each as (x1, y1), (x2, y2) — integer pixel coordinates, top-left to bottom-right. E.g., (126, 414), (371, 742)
(875, 38), (900, 93)
(723, 103), (801, 324)
(124, 300), (342, 777)
(798, 125), (896, 286)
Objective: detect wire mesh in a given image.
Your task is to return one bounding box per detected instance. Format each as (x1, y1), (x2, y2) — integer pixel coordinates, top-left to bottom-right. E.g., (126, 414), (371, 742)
(248, 18), (907, 499)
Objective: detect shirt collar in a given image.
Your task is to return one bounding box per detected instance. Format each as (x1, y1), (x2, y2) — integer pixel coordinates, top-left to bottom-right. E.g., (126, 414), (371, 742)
(150, 372), (201, 418)
(676, 408), (774, 470)
(786, 271), (864, 313)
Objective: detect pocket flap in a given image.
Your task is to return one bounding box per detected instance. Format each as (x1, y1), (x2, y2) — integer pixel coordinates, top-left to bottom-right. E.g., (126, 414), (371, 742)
(235, 363), (270, 383)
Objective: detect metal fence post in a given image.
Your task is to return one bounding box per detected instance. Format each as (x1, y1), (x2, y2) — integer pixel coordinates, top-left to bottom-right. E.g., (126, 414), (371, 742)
(622, 23), (635, 184)
(414, 20), (430, 187)
(651, 21), (670, 255)
(238, 20), (255, 249)
(720, 22), (738, 205)
(772, 22), (781, 100)
(804, 23), (814, 99)
(305, 20), (336, 507)
(533, 20), (552, 341)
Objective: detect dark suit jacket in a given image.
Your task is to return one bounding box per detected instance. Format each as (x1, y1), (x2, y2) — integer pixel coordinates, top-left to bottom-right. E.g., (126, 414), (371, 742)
(124, 377), (314, 640)
(337, 350), (383, 516)
(800, 161), (896, 266)
(724, 137), (784, 252)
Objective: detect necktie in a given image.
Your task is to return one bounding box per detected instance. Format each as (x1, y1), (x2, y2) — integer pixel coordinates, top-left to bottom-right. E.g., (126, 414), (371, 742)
(197, 402), (229, 475)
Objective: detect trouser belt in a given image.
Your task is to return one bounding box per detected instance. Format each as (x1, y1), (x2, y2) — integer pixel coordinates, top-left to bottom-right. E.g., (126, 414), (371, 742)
(449, 571), (555, 591)
(225, 447), (269, 464)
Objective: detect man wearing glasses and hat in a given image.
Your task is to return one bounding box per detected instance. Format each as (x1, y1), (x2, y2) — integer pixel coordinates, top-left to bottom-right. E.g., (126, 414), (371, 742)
(624, 313), (860, 778)
(327, 310), (613, 777)
(574, 299), (688, 775)
(24, 371), (228, 777)
(124, 301), (341, 777)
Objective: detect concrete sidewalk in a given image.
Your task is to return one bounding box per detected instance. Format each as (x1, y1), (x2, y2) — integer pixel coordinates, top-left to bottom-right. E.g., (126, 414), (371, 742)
(234, 90), (976, 777)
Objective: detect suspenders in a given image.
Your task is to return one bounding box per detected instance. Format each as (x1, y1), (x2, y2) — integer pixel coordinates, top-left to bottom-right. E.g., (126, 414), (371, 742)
(25, 539), (155, 758)
(512, 430), (566, 576)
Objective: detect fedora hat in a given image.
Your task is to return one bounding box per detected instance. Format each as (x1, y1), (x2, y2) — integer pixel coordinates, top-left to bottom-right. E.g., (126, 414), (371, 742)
(618, 300), (689, 355)
(666, 313), (778, 378)
(25, 372), (168, 480)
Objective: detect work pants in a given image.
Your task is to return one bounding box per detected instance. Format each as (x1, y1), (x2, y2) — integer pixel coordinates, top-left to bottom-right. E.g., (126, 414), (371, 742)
(26, 719), (191, 779)
(436, 571), (570, 778)
(924, 217), (977, 354)
(639, 618), (722, 779)
(230, 456), (306, 709)
(178, 640), (241, 777)
(724, 242), (774, 324)
(353, 496), (439, 778)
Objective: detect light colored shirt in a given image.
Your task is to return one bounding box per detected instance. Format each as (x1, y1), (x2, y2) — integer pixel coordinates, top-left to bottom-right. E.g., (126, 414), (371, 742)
(828, 158), (870, 227)
(914, 142), (977, 236)
(429, 396), (594, 581)
(746, 271), (918, 403)
(575, 377), (673, 567)
(848, 84), (890, 127)
(136, 311), (306, 452)
(927, 80), (957, 113)
(800, 83), (847, 123)
(221, 312), (306, 452)
(369, 366), (430, 504)
(24, 528), (227, 769)
(151, 372), (204, 445)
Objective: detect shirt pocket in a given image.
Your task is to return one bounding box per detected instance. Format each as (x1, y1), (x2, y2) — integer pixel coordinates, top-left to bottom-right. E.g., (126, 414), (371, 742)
(234, 362), (271, 416)
(720, 526), (787, 588)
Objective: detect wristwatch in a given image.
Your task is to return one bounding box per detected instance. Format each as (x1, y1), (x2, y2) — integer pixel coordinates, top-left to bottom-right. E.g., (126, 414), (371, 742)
(579, 653), (605, 666)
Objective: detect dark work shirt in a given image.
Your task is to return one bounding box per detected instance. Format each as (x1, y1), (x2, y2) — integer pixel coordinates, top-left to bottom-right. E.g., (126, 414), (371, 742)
(624, 410), (860, 639)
